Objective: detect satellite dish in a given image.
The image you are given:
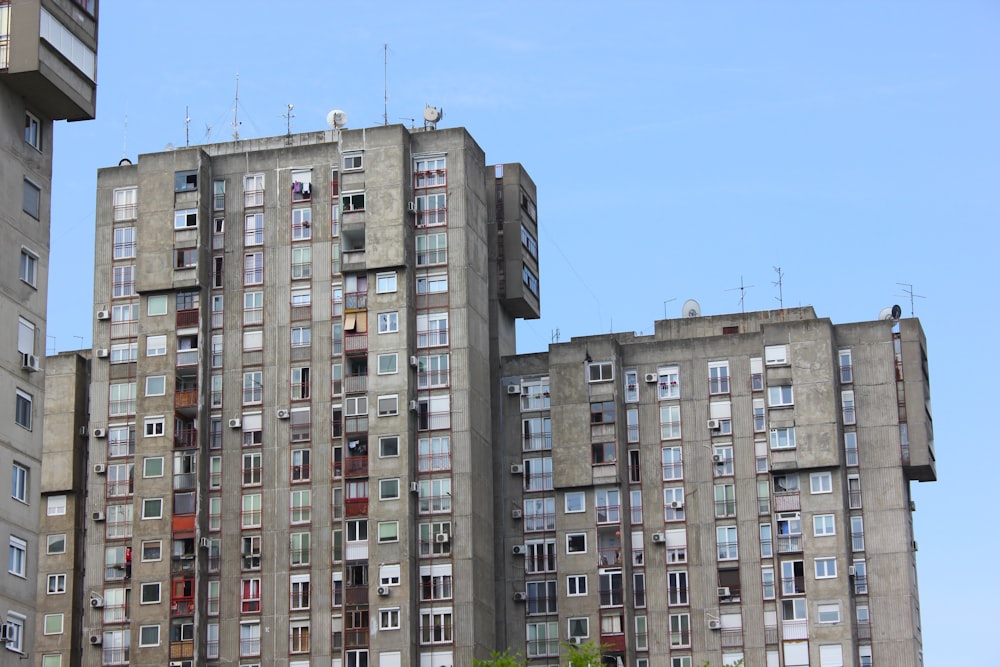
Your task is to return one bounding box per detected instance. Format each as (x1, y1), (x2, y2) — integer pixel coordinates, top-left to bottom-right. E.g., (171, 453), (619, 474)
(326, 109), (348, 129)
(682, 299), (701, 318)
(879, 307), (893, 321)
(891, 304), (902, 320)
(423, 105), (442, 123)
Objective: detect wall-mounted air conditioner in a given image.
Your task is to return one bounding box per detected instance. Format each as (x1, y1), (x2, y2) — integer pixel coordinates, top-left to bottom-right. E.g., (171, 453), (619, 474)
(89, 633), (103, 645)
(90, 597), (104, 608)
(644, 373), (657, 383)
(510, 464), (524, 475)
(512, 545), (527, 556)
(712, 454), (724, 463)
(229, 418), (242, 428)
(651, 532), (665, 543)
(670, 500), (684, 509)
(93, 428), (106, 438)
(93, 464), (107, 475)
(435, 533), (450, 544)
(21, 353), (40, 372)
(276, 409), (290, 419)
(707, 419), (721, 430)
(407, 201), (417, 213)
(92, 511), (105, 522)
(717, 587), (731, 597)
(507, 384), (521, 395)
(95, 348), (109, 358)
(511, 509), (523, 519)
(377, 586), (390, 597)
(708, 619), (722, 631)
(96, 310), (110, 320)
(512, 592), (527, 602)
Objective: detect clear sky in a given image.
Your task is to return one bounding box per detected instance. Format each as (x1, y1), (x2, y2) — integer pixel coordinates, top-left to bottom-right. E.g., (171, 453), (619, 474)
(47, 2), (998, 663)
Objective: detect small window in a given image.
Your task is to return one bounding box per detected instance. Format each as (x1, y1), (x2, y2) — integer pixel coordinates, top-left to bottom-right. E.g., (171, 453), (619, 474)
(174, 208), (197, 228)
(765, 344), (789, 365)
(567, 574), (588, 596)
(810, 472), (833, 494)
(8, 536), (27, 576)
(565, 492), (585, 513)
(19, 249), (38, 287)
(46, 495), (66, 516)
(376, 272), (397, 293)
(25, 111), (41, 150)
(343, 153), (363, 170)
(139, 624), (161, 647)
(175, 248), (197, 269)
(378, 312), (399, 333)
(144, 417), (165, 437)
(818, 603), (841, 624)
(379, 436), (400, 458)
(566, 533), (587, 553)
(143, 457), (164, 477)
(15, 389), (32, 430)
(46, 534), (66, 555)
(379, 479), (400, 500)
(147, 295), (168, 316)
(146, 335), (167, 356)
(342, 191), (365, 212)
(588, 362), (614, 383)
(768, 385), (794, 407)
(23, 178), (41, 219)
(145, 375), (166, 396)
(377, 521), (399, 543)
(46, 573), (66, 594)
(140, 582), (161, 604)
(43, 613), (63, 635)
(377, 395), (399, 417)
(377, 353), (398, 375)
(11, 463), (28, 503)
(813, 514), (836, 536)
(815, 557), (838, 579)
(175, 170), (198, 191)
(142, 498), (163, 519)
(141, 540), (162, 561)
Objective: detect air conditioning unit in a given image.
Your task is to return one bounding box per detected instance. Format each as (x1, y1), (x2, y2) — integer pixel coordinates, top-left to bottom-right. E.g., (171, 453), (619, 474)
(707, 419), (721, 430)
(199, 537), (211, 549)
(276, 409), (290, 419)
(96, 310), (110, 320)
(409, 482), (419, 493)
(92, 511), (105, 522)
(511, 508), (523, 520)
(847, 565), (856, 576)
(21, 353), (40, 372)
(95, 348), (109, 358)
(93, 428), (106, 438)
(567, 637), (583, 645)
(512, 544), (527, 556)
(507, 384), (521, 395)
(377, 586), (390, 597)
(93, 463), (107, 475)
(510, 464), (524, 475)
(651, 532), (665, 543)
(89, 633), (103, 645)
(435, 533), (450, 544)
(408, 400), (418, 412)
(670, 500), (684, 509)
(409, 355), (418, 367)
(90, 597), (105, 608)
(407, 201), (417, 213)
(712, 454), (724, 463)
(717, 587), (731, 598)
(707, 619), (722, 631)
(229, 418), (242, 428)
(644, 372), (657, 383)
(512, 592), (527, 602)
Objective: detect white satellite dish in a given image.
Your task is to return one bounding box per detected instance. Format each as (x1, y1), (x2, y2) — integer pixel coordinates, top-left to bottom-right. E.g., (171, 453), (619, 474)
(326, 109), (348, 129)
(879, 305), (902, 321)
(423, 105), (442, 123)
(682, 299), (701, 318)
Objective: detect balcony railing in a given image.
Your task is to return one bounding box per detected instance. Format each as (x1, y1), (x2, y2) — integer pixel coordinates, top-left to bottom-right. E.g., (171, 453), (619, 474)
(175, 389), (198, 409)
(721, 629), (744, 648)
(764, 625), (778, 644)
(343, 374), (368, 394)
(344, 457), (368, 477)
(598, 548), (623, 567)
(774, 492), (801, 512)
(174, 428), (197, 449)
(344, 292), (367, 310)
(777, 535), (803, 553)
(345, 333), (368, 353)
(176, 309), (199, 328)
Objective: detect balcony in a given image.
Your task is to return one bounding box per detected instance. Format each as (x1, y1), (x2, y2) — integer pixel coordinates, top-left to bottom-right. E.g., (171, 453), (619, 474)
(345, 415), (368, 434)
(721, 629), (744, 648)
(345, 499), (368, 517)
(764, 625), (778, 644)
(597, 548), (623, 567)
(174, 428), (197, 449)
(176, 349), (198, 367)
(345, 333), (368, 353)
(176, 309), (199, 328)
(343, 374), (368, 394)
(857, 622), (872, 640)
(344, 291), (367, 311)
(777, 535), (803, 553)
(344, 456), (368, 478)
(175, 387), (197, 409)
(774, 491), (801, 512)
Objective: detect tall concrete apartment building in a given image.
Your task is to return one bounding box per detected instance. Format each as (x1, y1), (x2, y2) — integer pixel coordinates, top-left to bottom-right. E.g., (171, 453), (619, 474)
(37, 119), (935, 667)
(496, 308), (934, 667)
(0, 0), (97, 661)
(49, 123), (540, 667)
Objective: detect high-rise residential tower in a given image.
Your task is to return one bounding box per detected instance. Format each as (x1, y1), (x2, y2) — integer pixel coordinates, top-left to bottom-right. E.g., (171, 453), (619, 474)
(0, 0), (97, 661)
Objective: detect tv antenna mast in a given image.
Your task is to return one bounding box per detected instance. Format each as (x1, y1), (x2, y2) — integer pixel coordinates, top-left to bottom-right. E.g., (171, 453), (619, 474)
(283, 104), (295, 139)
(383, 43), (389, 126)
(727, 276), (754, 314)
(895, 282), (925, 317)
(231, 72), (241, 141)
(185, 106), (191, 147)
(772, 266), (784, 308)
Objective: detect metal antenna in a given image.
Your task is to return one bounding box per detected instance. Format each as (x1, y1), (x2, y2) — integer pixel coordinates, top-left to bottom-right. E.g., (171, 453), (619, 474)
(727, 276), (754, 314)
(283, 104), (295, 139)
(772, 266), (784, 308)
(551, 328), (560, 344)
(121, 105), (128, 160)
(383, 43), (389, 126)
(895, 282), (926, 317)
(185, 106), (190, 147)
(663, 298), (676, 319)
(231, 72), (240, 141)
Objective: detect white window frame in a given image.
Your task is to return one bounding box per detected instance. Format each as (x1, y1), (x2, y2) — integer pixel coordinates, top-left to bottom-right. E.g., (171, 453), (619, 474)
(768, 385), (794, 407)
(8, 536), (27, 577)
(19, 248), (38, 287)
(810, 472), (833, 494)
(564, 491), (585, 513)
(566, 574), (588, 596)
(814, 557), (838, 579)
(375, 272), (397, 293)
(813, 514), (836, 536)
(377, 394), (399, 417)
(11, 463), (28, 503)
(588, 361), (614, 383)
(141, 497), (163, 520)
(765, 344), (789, 365)
(377, 311), (399, 333)
(565, 532), (587, 554)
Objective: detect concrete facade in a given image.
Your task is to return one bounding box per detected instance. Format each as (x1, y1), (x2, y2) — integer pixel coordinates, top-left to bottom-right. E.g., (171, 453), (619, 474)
(496, 307), (934, 667)
(48, 123), (539, 667)
(0, 0), (96, 662)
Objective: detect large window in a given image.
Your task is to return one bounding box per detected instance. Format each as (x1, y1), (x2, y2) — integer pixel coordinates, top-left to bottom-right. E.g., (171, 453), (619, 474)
(717, 526), (738, 561)
(14, 390), (32, 430)
(416, 233), (447, 266)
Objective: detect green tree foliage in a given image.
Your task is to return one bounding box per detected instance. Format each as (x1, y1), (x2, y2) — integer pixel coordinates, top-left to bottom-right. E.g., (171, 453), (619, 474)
(473, 649), (527, 667)
(563, 640), (604, 667)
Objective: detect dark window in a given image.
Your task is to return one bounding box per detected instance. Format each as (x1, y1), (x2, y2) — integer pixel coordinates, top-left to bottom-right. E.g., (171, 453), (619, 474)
(175, 170), (198, 191)
(23, 179), (41, 219)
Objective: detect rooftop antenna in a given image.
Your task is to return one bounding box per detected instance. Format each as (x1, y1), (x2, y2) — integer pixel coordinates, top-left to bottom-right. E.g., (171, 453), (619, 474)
(204, 123), (212, 143)
(551, 328), (560, 344)
(383, 43), (389, 126)
(727, 276), (754, 314)
(185, 106), (190, 147)
(772, 266), (784, 308)
(121, 105), (128, 160)
(895, 282), (925, 317)
(231, 72), (241, 141)
(423, 105), (442, 130)
(73, 335), (84, 350)
(663, 298), (676, 319)
(283, 104), (295, 139)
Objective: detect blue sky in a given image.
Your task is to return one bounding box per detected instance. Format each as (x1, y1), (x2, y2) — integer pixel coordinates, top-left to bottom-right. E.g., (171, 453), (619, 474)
(48, 2), (998, 663)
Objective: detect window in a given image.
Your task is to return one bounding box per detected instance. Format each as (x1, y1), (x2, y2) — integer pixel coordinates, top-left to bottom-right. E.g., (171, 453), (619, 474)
(244, 173), (265, 207)
(662, 446), (683, 480)
(47, 495), (66, 516)
(818, 603), (841, 624)
(851, 516), (865, 552)
(588, 361), (614, 382)
(770, 427), (796, 449)
(377, 311), (398, 333)
(519, 377), (550, 411)
(713, 444), (734, 476)
(290, 575), (311, 610)
(668, 570), (689, 605)
(240, 621), (261, 657)
(565, 492), (585, 513)
(46, 534), (65, 555)
(375, 272), (397, 293)
(47, 573), (66, 593)
(417, 479), (451, 514)
(416, 233), (448, 266)
(762, 566), (775, 599)
(768, 385), (794, 407)
(291, 367), (311, 400)
(380, 608), (401, 630)
(291, 489), (311, 524)
(291, 207), (311, 239)
(341, 191), (365, 212)
(669, 613), (691, 648)
(174, 247), (197, 269)
(717, 526), (738, 561)
(378, 521), (399, 543)
(145, 375), (166, 396)
(19, 249), (38, 287)
(8, 536), (27, 576)
(714, 484), (736, 517)
(781, 560), (806, 595)
(566, 533), (587, 554)
(23, 178), (41, 219)
(417, 312), (449, 347)
(291, 325), (311, 348)
(343, 152), (363, 170)
(291, 246), (311, 279)
(568, 617), (589, 640)
(174, 169), (198, 191)
(147, 295), (168, 316)
(664, 487), (685, 521)
(138, 624), (159, 647)
(243, 213), (264, 246)
(43, 613), (63, 635)
(567, 574), (587, 596)
(144, 415), (165, 437)
(142, 498), (163, 519)
(244, 252), (263, 285)
(814, 514), (836, 536)
(420, 608), (453, 645)
(658, 365), (680, 399)
(3, 614), (24, 653)
(842, 390), (856, 425)
(708, 361), (730, 394)
(379, 479), (400, 500)
(140, 582), (161, 604)
(521, 225), (538, 259)
(524, 456), (553, 491)
(415, 157), (446, 187)
(416, 272), (448, 294)
(379, 435), (399, 458)
(174, 208), (197, 229)
(377, 395), (399, 416)
(810, 472), (833, 494)
(660, 405), (681, 440)
(242, 494), (262, 528)
(848, 475), (862, 508)
(525, 621), (558, 657)
(110, 341), (137, 363)
(522, 264), (539, 296)
(815, 557), (838, 579)
(845, 432), (859, 467)
(415, 193), (446, 227)
(839, 349), (853, 383)
(591, 441), (615, 465)
(243, 371), (263, 404)
(15, 389), (32, 429)
(765, 344), (789, 365)
(417, 353), (450, 388)
(11, 464), (28, 503)
(25, 111), (41, 150)
(418, 435), (451, 472)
